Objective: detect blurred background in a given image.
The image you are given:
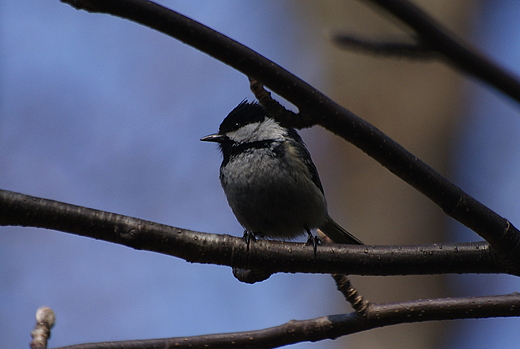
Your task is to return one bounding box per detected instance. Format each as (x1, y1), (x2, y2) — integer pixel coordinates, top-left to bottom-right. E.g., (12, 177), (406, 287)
(1, 1), (520, 348)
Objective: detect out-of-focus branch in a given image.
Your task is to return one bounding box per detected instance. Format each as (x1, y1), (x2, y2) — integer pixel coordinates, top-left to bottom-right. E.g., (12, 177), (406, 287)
(52, 293), (520, 349)
(359, 0), (520, 104)
(0, 189), (504, 277)
(333, 33), (440, 60)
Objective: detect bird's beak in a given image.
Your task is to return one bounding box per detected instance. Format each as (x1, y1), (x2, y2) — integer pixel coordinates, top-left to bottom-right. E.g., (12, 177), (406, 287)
(200, 133), (227, 143)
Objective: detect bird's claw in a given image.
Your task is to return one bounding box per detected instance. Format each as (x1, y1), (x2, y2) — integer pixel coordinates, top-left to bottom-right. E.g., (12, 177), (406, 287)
(305, 234), (321, 256)
(242, 231), (257, 250)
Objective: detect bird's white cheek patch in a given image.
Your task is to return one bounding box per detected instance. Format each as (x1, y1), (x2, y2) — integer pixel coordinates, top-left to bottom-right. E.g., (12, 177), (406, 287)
(226, 119), (286, 143)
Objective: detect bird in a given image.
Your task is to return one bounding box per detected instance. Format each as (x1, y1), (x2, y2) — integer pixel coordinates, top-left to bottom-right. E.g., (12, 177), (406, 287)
(201, 101), (363, 246)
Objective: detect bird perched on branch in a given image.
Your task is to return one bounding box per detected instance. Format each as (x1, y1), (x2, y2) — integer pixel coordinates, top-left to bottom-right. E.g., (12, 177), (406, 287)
(201, 101), (362, 246)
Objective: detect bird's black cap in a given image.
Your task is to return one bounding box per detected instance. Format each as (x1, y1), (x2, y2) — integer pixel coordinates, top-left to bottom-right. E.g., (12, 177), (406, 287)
(218, 101), (267, 134)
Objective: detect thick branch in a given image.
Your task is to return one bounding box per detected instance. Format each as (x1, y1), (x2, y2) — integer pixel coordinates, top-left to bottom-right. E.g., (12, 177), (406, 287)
(53, 293), (520, 349)
(59, 0), (520, 272)
(0, 189), (505, 276)
(363, 0), (520, 105)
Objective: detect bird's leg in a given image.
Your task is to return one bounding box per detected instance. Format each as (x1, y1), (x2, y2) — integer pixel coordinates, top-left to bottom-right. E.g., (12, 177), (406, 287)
(242, 230), (257, 251)
(305, 228), (321, 257)
(235, 231), (272, 283)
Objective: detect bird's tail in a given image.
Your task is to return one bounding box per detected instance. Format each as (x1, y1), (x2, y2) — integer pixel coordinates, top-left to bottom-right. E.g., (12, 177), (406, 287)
(319, 215), (363, 245)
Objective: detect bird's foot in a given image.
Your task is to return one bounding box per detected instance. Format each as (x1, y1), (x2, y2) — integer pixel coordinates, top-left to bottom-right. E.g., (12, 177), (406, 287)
(242, 230), (258, 250)
(305, 233), (321, 257)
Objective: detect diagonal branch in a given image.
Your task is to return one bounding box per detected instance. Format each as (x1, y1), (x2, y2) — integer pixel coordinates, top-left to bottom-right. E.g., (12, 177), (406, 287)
(0, 189), (505, 277)
(59, 0), (520, 272)
(52, 293), (520, 349)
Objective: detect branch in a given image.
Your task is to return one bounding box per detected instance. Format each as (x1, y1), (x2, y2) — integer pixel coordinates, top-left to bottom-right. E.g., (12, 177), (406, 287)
(333, 33), (441, 60)
(52, 293), (520, 349)
(30, 307), (56, 349)
(361, 0), (520, 104)
(59, 0), (520, 272)
(333, 274), (370, 315)
(0, 189), (505, 277)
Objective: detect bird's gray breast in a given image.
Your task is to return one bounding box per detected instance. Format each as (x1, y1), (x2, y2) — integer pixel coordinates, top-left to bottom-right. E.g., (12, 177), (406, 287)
(220, 141), (327, 239)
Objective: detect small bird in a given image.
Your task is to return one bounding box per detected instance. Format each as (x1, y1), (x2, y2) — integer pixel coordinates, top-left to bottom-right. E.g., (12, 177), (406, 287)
(201, 101), (363, 246)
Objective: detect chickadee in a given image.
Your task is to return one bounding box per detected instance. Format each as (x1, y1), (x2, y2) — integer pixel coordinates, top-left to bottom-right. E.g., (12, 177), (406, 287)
(201, 101), (362, 246)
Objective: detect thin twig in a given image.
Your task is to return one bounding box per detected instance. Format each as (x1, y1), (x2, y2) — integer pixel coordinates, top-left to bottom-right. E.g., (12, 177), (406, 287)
(333, 274), (370, 315)
(248, 78), (310, 128)
(30, 307), (55, 349)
